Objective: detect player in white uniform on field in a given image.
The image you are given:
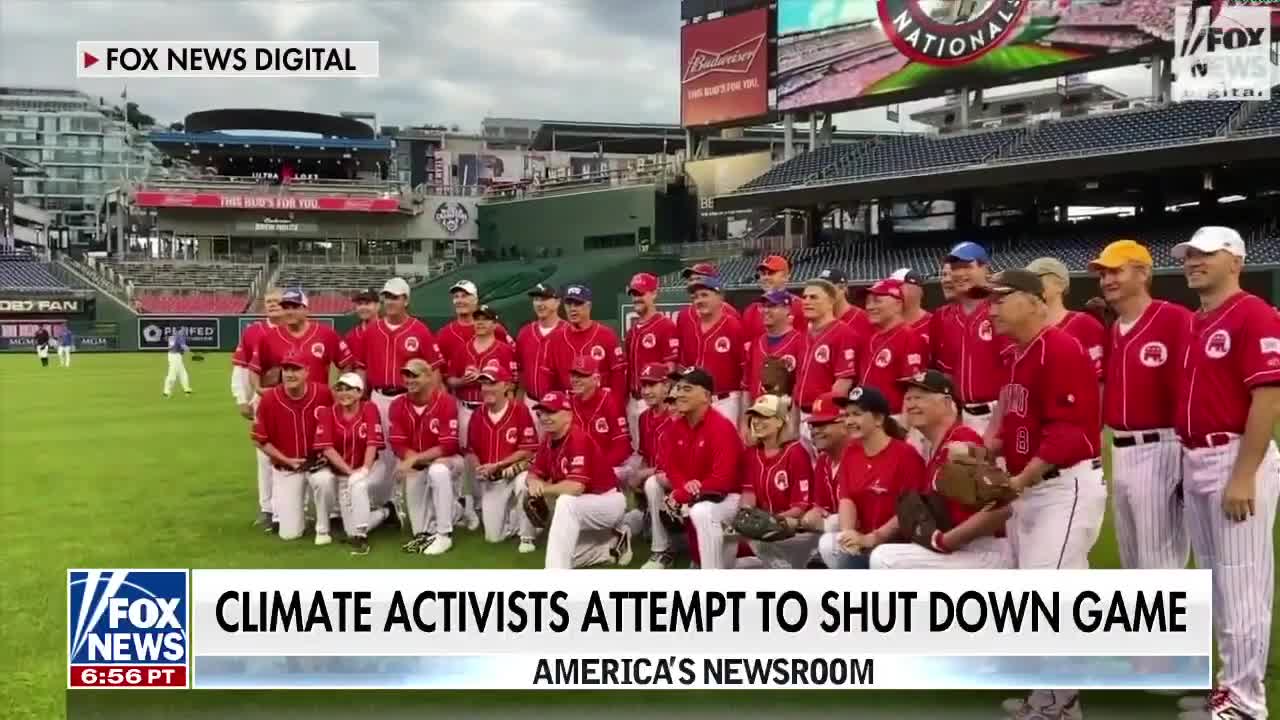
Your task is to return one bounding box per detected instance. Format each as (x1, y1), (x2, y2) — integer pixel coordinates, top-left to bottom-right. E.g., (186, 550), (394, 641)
(57, 326), (73, 367)
(162, 329), (192, 397)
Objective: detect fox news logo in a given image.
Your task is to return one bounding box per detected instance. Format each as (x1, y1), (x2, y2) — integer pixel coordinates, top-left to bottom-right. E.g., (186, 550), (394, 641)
(68, 570), (189, 688)
(1174, 5), (1273, 101)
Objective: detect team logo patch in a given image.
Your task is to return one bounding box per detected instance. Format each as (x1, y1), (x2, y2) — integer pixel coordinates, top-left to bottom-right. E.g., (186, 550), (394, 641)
(773, 470), (789, 491)
(849, 386), (864, 401)
(1139, 342), (1168, 367)
(782, 354), (797, 372)
(310, 342), (325, 358)
(68, 570), (189, 688)
(405, 336), (420, 353)
(1261, 337), (1280, 355)
(429, 418), (440, 434)
(357, 424), (367, 439)
(504, 427), (518, 444)
(595, 417), (609, 434)
(313, 406), (325, 420)
(878, 0), (1028, 66)
(1205, 329), (1231, 359)
(875, 349), (893, 368)
(590, 345), (606, 361)
(641, 333), (656, 350)
(978, 320), (994, 342)
(715, 336), (731, 353)
(449, 419), (458, 429)
(814, 344), (830, 363)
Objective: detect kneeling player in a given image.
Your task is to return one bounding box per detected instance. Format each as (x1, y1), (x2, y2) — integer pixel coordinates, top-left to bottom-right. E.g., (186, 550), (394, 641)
(389, 359), (464, 556)
(251, 351), (335, 542)
(803, 393), (853, 566)
(624, 363), (675, 499)
(869, 372), (1012, 569)
(467, 364), (539, 545)
(739, 394), (814, 568)
(313, 373), (397, 555)
(520, 392), (636, 569)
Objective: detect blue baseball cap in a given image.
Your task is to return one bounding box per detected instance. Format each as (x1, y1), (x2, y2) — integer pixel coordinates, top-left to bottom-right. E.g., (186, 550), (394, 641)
(688, 276), (724, 293)
(562, 284), (592, 302)
(762, 289), (792, 306)
(946, 242), (990, 265)
(281, 288), (309, 307)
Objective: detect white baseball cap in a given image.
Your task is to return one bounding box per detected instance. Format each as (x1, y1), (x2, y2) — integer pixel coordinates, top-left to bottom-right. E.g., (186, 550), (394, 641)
(335, 372), (365, 391)
(381, 277), (411, 298)
(449, 280), (478, 296)
(1172, 226), (1247, 261)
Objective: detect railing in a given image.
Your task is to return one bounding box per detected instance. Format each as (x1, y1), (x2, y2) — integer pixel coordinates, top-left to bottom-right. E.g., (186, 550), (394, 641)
(482, 163), (678, 202)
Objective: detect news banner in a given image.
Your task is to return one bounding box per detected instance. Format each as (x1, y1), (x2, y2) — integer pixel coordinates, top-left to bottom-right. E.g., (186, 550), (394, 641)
(69, 569), (1212, 691)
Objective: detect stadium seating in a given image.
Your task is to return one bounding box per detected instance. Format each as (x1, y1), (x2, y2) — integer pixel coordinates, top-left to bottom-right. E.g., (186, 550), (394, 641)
(304, 292), (356, 315)
(1005, 102), (1239, 160)
(0, 261), (70, 291)
(1236, 94), (1280, 134)
(276, 265), (422, 294)
(737, 144), (858, 191)
(103, 261), (259, 314)
(135, 292), (248, 314)
(826, 129), (1024, 181)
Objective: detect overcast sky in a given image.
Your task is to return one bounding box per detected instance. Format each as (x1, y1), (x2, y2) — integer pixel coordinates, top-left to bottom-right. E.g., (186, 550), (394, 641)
(0, 0), (1155, 134)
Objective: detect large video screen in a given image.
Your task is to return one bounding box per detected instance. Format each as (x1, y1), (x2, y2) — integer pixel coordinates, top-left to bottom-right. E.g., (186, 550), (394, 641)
(776, 0), (1174, 112)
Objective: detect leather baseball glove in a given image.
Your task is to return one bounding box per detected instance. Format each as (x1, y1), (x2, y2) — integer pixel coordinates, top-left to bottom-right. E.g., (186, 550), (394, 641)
(302, 452), (331, 474)
(896, 492), (954, 551)
(523, 495), (551, 530)
(659, 494), (686, 533)
(732, 506), (796, 542)
(936, 447), (1018, 508)
(760, 356), (794, 397)
(499, 460), (531, 480)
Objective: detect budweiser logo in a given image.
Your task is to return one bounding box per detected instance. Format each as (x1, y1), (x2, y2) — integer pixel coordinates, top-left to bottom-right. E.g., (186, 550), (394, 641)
(682, 33), (765, 83)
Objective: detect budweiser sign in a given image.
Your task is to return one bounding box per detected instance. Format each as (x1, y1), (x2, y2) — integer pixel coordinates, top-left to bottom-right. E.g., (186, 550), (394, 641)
(682, 33), (765, 83)
(680, 8), (769, 128)
(133, 191), (401, 213)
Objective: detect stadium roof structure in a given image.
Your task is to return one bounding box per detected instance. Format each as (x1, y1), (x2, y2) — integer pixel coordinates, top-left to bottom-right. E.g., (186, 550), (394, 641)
(147, 108), (393, 154)
(529, 119), (892, 155)
(183, 108), (377, 138)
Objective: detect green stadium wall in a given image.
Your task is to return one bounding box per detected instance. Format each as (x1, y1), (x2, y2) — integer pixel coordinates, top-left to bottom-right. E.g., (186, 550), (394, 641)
(477, 186), (674, 258)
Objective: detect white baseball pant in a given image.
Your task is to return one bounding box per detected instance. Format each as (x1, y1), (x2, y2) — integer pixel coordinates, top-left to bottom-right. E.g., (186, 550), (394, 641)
(960, 402), (995, 438)
(869, 536), (1012, 569)
(712, 392), (741, 428)
(626, 396), (645, 451)
(315, 466), (392, 537)
(456, 401), (480, 515)
(688, 494), (741, 569)
(748, 533), (822, 569)
(1111, 428), (1189, 570)
(814, 514), (847, 568)
(544, 489), (628, 569)
(480, 473), (526, 543)
(271, 468), (332, 540)
(232, 369), (275, 517)
(798, 412), (815, 458)
(163, 353), (191, 395)
(36, 344), (49, 361)
(403, 457), (464, 536)
(370, 390), (402, 512)
(643, 474), (676, 553)
(58, 343), (72, 366)
(1183, 438), (1279, 719)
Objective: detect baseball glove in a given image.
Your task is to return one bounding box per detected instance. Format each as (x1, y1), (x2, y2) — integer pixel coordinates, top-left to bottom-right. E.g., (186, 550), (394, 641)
(659, 494), (686, 533)
(732, 506), (796, 542)
(760, 356), (794, 397)
(936, 447), (1018, 508)
(302, 453), (330, 474)
(499, 460), (531, 480)
(896, 492), (953, 550)
(523, 495), (552, 530)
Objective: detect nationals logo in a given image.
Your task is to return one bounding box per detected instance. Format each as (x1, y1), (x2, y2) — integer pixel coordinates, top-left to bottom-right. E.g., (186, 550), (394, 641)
(434, 202), (470, 234)
(878, 0), (1029, 66)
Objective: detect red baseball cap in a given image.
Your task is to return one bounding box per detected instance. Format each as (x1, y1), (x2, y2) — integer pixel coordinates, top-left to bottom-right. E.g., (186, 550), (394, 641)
(757, 255), (789, 273)
(806, 392), (845, 424)
(628, 273), (658, 295)
(570, 355), (600, 376)
(866, 278), (905, 301)
(681, 262), (718, 279)
(280, 349), (308, 369)
(638, 362), (669, 383)
(476, 363), (513, 384)
(533, 391), (571, 413)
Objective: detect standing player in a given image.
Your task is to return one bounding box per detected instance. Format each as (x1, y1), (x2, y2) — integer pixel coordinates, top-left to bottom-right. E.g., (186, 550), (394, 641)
(857, 278), (927, 415)
(163, 328), (193, 397)
(251, 351), (335, 542)
(568, 355), (634, 477)
(515, 283), (566, 415)
(520, 391), (636, 569)
(793, 280), (858, 453)
(34, 324), (50, 367)
(624, 272), (677, 447)
(675, 262), (740, 339)
(741, 289), (807, 415)
(677, 276), (745, 423)
(232, 288), (282, 528)
(437, 279), (512, 360)
(739, 394), (814, 568)
(940, 262), (956, 303)
(467, 365), (539, 546)
(549, 285), (626, 400)
(388, 358), (463, 556)
(57, 325), (73, 367)
(1089, 240), (1192, 572)
(343, 288), (381, 376)
(891, 268), (932, 356)
(1027, 257), (1106, 378)
(1172, 227), (1280, 720)
(978, 270), (1105, 720)
(741, 255), (806, 340)
(820, 268), (871, 336)
(247, 288), (355, 388)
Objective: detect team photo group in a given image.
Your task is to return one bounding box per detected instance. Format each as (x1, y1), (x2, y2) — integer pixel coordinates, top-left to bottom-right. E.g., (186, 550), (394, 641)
(230, 225), (1278, 720)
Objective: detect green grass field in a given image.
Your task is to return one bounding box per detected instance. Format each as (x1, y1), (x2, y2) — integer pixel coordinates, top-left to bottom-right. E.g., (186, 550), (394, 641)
(868, 45), (1084, 96)
(2, 354), (1276, 719)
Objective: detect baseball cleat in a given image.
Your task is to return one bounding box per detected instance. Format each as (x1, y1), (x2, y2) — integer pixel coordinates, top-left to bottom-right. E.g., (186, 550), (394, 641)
(518, 538), (537, 554)
(423, 534), (453, 555)
(267, 520), (280, 535)
(349, 536), (370, 556)
(610, 525), (633, 566)
(253, 511), (272, 528)
(401, 533), (429, 553)
(640, 552), (674, 570)
(460, 503), (481, 531)
(314, 533), (332, 547)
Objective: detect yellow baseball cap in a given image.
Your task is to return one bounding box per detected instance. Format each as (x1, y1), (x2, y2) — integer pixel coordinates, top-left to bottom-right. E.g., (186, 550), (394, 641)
(1088, 240), (1153, 272)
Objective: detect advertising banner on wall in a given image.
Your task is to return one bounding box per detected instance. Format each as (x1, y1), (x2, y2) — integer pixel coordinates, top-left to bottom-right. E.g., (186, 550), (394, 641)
(138, 317), (220, 351)
(681, 8), (770, 127)
(0, 321), (118, 351)
(0, 296), (88, 315)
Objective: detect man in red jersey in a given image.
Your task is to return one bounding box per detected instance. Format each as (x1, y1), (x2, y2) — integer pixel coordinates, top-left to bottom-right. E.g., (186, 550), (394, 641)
(819, 267), (871, 336)
(804, 392), (856, 567)
(741, 255), (806, 340)
(793, 279), (858, 455)
(631, 363), (676, 496)
(1171, 226), (1280, 720)
(466, 364), (539, 547)
(232, 287), (282, 529)
(677, 276), (745, 423)
(436, 279), (511, 360)
(1089, 240), (1192, 573)
(858, 278), (927, 415)
(738, 394), (814, 568)
(251, 350), (335, 542)
(977, 270), (1105, 720)
(515, 283), (566, 418)
(890, 268), (932, 357)
(1027, 257), (1106, 379)
(548, 284), (626, 399)
(928, 242), (1010, 438)
(675, 262), (741, 339)
(342, 288), (380, 376)
(742, 289), (808, 440)
(520, 391), (638, 569)
(568, 355), (633, 474)
(388, 358), (463, 556)
(248, 288), (356, 388)
(869, 371), (1012, 569)
(624, 272), (677, 448)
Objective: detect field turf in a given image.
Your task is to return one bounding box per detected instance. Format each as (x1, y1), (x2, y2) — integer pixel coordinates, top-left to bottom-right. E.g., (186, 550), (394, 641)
(869, 45), (1083, 96)
(3, 353), (1276, 719)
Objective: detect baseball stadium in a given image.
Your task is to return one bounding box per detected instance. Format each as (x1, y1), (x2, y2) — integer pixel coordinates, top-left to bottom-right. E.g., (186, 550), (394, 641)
(5, 1), (1280, 718)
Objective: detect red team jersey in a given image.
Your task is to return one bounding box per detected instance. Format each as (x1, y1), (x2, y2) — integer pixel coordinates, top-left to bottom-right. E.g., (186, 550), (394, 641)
(742, 441), (812, 514)
(313, 402), (384, 471)
(929, 301), (1012, 405)
(677, 303), (739, 338)
(907, 312), (933, 366)
(666, 408), (744, 502)
(515, 320), (566, 399)
(233, 320), (272, 368)
(742, 329), (807, 397)
(741, 294), (808, 340)
(1103, 300), (1194, 431)
(857, 324), (927, 413)
(342, 320), (375, 369)
(838, 438), (928, 533)
(387, 389), (460, 458)
(571, 388), (631, 467)
(924, 423), (998, 530)
(998, 327), (1102, 476)
(467, 400), (539, 464)
(361, 318), (444, 391)
(637, 406), (677, 468)
(1175, 292), (1280, 446)
(248, 322), (355, 382)
(811, 446), (847, 514)
(1057, 310), (1107, 379)
(447, 338), (518, 404)
(625, 313), (678, 398)
(549, 322), (626, 399)
(531, 425), (617, 495)
(678, 312), (746, 399)
(793, 320), (858, 410)
(251, 384), (335, 460)
(437, 319), (512, 360)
